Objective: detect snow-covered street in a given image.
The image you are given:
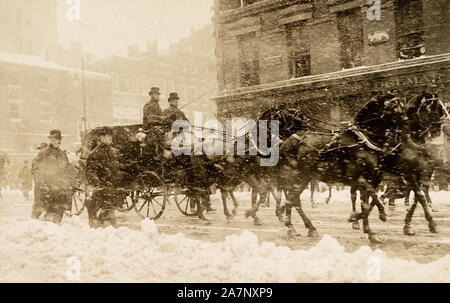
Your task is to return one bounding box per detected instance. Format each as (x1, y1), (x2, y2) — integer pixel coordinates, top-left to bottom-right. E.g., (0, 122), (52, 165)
(1, 189), (449, 282)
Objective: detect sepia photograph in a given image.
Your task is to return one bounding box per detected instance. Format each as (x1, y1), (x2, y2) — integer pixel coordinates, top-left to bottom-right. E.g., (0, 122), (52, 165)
(0, 0), (449, 286)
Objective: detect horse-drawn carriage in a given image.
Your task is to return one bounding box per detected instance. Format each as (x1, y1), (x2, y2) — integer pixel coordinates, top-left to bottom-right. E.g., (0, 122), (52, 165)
(66, 124), (202, 220)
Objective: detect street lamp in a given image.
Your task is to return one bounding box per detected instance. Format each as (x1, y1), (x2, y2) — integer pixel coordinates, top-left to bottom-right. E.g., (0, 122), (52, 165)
(72, 58), (88, 132)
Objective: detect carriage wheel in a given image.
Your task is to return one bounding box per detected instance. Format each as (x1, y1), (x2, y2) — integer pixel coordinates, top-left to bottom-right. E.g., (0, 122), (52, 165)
(133, 187), (167, 219)
(65, 190), (87, 217)
(117, 192), (135, 212)
(132, 171), (167, 220)
(175, 193), (198, 217)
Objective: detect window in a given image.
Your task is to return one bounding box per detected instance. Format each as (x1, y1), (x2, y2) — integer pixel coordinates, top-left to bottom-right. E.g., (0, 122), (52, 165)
(337, 8), (364, 69)
(24, 12), (31, 27)
(243, 0), (258, 6)
(138, 78), (144, 94)
(16, 9), (22, 26)
(40, 101), (52, 121)
(25, 40), (32, 55)
(112, 73), (119, 91)
(119, 74), (128, 91)
(286, 22), (311, 78)
(8, 100), (21, 120)
(238, 32), (260, 87)
(16, 38), (23, 54)
(167, 80), (175, 93)
(221, 0), (241, 11)
(395, 0), (425, 59)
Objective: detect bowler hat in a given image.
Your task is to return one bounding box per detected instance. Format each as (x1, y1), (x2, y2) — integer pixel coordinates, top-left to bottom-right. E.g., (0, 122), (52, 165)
(168, 92), (180, 101)
(149, 87), (161, 96)
(48, 130), (62, 140)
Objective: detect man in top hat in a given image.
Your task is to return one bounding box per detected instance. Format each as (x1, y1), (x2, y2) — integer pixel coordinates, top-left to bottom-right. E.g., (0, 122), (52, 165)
(31, 130), (73, 223)
(161, 92), (189, 132)
(143, 87), (163, 131)
(85, 127), (127, 228)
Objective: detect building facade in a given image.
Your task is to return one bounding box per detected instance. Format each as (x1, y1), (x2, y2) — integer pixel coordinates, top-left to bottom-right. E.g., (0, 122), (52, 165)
(0, 0), (59, 61)
(212, 0), (450, 125)
(87, 25), (218, 125)
(0, 53), (113, 160)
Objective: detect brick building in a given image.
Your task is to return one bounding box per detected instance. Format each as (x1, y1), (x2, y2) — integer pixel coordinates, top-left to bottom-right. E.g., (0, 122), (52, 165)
(0, 52), (113, 160)
(0, 0), (113, 162)
(212, 0), (450, 125)
(87, 25), (218, 125)
(0, 0), (59, 61)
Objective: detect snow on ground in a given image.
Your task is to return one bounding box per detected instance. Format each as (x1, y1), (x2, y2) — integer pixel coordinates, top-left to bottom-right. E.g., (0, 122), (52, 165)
(0, 216), (449, 283)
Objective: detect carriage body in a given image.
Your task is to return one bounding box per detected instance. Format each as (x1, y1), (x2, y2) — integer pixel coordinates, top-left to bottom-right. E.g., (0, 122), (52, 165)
(65, 124), (201, 219)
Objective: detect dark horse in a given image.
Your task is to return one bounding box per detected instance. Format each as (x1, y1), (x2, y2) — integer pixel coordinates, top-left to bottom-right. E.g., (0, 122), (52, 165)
(274, 93), (409, 243)
(164, 104), (309, 223)
(374, 92), (445, 235)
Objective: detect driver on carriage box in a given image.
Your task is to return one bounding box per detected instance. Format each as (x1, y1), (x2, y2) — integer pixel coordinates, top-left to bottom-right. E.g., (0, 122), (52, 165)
(142, 87), (165, 155)
(85, 127), (127, 228)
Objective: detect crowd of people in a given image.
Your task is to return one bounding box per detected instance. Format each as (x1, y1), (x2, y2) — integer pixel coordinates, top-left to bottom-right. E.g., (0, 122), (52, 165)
(0, 154), (33, 199)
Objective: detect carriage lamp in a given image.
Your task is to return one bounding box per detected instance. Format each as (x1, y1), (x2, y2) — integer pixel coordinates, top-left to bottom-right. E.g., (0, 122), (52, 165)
(136, 128), (147, 144)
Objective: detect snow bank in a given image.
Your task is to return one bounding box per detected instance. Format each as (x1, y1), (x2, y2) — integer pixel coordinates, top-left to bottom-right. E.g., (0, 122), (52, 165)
(0, 217), (449, 282)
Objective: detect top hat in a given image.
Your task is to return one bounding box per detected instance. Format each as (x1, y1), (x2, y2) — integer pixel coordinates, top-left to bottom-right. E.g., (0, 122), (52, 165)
(149, 87), (161, 96)
(168, 92), (180, 101)
(37, 142), (48, 150)
(48, 130), (62, 140)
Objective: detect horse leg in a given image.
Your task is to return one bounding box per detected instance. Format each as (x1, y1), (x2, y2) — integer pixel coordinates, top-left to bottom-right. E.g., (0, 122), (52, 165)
(325, 185), (332, 204)
(349, 180), (383, 243)
(404, 180), (436, 235)
(371, 192), (387, 222)
(404, 188), (411, 206)
(221, 189), (233, 220)
(244, 177), (264, 226)
(423, 185), (437, 212)
(272, 187), (284, 222)
(417, 187), (438, 233)
(293, 184), (318, 237)
(229, 190), (238, 216)
(350, 185), (360, 230)
(310, 181), (317, 208)
(195, 193), (210, 224)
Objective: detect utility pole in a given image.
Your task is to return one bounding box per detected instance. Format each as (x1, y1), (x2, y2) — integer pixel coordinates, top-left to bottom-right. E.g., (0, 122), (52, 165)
(81, 57), (87, 131)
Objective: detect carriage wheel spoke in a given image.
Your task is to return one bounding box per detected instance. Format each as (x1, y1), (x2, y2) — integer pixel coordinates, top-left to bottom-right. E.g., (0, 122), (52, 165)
(146, 201), (150, 217)
(138, 199), (146, 212)
(151, 201), (158, 216)
(184, 197), (189, 214)
(74, 194), (79, 212)
(153, 199), (162, 207)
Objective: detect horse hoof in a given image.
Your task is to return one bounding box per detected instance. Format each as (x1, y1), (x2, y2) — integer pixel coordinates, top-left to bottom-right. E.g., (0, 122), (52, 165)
(369, 234), (383, 244)
(226, 216), (233, 221)
(348, 212), (359, 223)
(244, 210), (252, 219)
(403, 226), (415, 236)
(232, 209), (238, 216)
(429, 222), (438, 233)
(325, 198), (330, 205)
(307, 229), (319, 238)
(379, 212), (387, 222)
(352, 221), (360, 230)
(278, 215), (285, 223)
(287, 229), (300, 238)
(254, 218), (263, 226)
